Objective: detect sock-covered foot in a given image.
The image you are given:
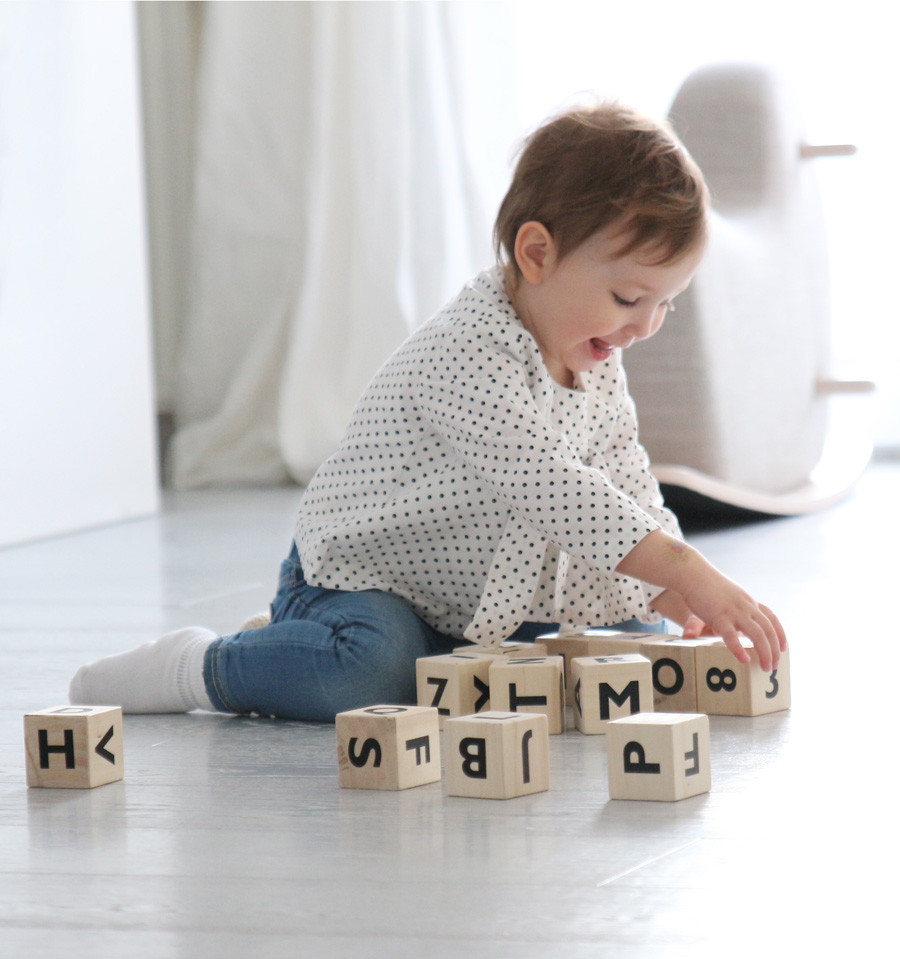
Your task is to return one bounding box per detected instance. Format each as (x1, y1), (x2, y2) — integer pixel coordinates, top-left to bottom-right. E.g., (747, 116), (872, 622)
(68, 627), (217, 713)
(240, 610), (271, 630)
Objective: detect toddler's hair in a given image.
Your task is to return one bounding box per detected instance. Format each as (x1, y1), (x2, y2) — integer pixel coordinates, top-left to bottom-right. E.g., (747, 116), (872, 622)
(494, 102), (709, 280)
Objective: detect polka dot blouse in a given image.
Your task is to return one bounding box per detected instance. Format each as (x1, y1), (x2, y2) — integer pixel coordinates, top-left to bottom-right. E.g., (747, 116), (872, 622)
(294, 267), (681, 645)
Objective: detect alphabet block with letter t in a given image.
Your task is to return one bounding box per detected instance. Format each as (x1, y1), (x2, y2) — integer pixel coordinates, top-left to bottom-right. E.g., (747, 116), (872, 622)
(488, 655), (566, 733)
(24, 705), (124, 789)
(606, 712), (711, 802)
(336, 705), (441, 790)
(571, 654), (653, 734)
(415, 653), (493, 724)
(444, 711), (549, 799)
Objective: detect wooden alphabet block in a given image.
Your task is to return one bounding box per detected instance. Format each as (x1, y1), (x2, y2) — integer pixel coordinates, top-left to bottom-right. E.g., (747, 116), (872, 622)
(694, 640), (791, 716)
(538, 634), (626, 705)
(444, 711), (549, 799)
(488, 655), (566, 734)
(415, 653), (493, 724)
(637, 637), (724, 712)
(571, 654), (654, 734)
(24, 705), (124, 789)
(336, 705), (441, 790)
(453, 641), (548, 657)
(606, 712), (711, 802)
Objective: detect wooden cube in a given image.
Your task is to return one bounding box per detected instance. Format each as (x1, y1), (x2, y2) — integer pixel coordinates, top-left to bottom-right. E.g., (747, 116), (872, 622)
(415, 653), (493, 724)
(488, 655), (566, 734)
(694, 640), (791, 716)
(444, 711), (549, 799)
(453, 641), (548, 657)
(638, 637), (724, 712)
(571, 654), (654, 734)
(24, 705), (124, 789)
(336, 704), (441, 790)
(606, 712), (711, 802)
(539, 634), (629, 705)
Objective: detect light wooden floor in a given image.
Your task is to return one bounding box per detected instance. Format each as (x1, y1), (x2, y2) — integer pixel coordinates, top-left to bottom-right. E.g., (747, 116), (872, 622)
(2, 462), (898, 957)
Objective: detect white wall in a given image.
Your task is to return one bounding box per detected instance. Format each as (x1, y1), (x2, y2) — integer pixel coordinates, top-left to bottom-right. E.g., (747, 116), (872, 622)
(0, 1), (159, 547)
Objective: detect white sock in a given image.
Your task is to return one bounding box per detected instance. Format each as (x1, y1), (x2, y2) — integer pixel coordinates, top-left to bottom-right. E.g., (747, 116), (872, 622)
(69, 627), (217, 713)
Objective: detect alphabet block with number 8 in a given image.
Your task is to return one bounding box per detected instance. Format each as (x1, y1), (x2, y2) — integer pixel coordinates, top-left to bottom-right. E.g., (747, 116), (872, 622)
(694, 640), (790, 716)
(607, 712), (711, 801)
(336, 705), (441, 790)
(444, 711), (549, 800)
(24, 705), (124, 789)
(415, 653), (493, 725)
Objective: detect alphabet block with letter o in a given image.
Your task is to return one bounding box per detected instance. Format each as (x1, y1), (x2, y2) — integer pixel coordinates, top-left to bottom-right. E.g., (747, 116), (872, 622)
(489, 655), (566, 734)
(444, 711), (549, 800)
(571, 654), (654, 734)
(606, 712), (711, 802)
(24, 705), (124, 789)
(336, 705), (441, 790)
(695, 640), (791, 716)
(637, 637), (724, 712)
(415, 653), (493, 724)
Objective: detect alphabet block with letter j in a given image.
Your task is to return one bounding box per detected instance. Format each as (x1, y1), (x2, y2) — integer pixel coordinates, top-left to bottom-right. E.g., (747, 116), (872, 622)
(24, 705), (124, 789)
(336, 705), (441, 790)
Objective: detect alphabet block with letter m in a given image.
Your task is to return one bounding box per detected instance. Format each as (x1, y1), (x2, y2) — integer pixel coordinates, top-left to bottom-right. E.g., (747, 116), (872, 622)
(24, 705), (124, 789)
(571, 654), (653, 734)
(335, 705), (441, 790)
(606, 712), (711, 802)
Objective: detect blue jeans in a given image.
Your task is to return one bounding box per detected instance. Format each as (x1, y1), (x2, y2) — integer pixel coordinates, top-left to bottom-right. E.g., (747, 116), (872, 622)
(204, 544), (669, 722)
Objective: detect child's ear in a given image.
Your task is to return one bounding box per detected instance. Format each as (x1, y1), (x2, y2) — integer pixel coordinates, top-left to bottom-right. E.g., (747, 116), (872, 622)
(514, 222), (556, 284)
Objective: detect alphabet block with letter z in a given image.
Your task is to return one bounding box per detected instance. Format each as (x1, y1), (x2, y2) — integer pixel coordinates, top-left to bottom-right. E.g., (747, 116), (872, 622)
(336, 705), (441, 790)
(415, 653), (493, 724)
(444, 711), (549, 799)
(571, 654), (654, 734)
(606, 712), (711, 801)
(24, 705), (124, 789)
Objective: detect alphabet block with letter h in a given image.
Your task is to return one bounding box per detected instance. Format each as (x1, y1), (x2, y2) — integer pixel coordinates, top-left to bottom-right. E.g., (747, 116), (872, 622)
(336, 705), (441, 790)
(488, 655), (566, 734)
(571, 654), (654, 734)
(606, 712), (710, 801)
(24, 705), (124, 789)
(415, 653), (493, 724)
(444, 711), (549, 799)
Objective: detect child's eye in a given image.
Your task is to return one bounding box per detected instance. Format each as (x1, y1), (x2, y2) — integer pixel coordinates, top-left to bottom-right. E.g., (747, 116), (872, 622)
(613, 293), (637, 307)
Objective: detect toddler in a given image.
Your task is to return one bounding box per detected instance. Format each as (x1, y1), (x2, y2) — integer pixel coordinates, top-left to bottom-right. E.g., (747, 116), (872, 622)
(70, 103), (786, 721)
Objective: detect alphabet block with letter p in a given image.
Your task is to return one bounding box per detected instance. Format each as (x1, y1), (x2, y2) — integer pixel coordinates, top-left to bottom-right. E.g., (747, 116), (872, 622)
(488, 655), (566, 733)
(571, 654), (653, 734)
(606, 712), (711, 801)
(415, 653), (493, 725)
(444, 711), (549, 800)
(24, 705), (124, 789)
(695, 640), (791, 716)
(336, 705), (441, 790)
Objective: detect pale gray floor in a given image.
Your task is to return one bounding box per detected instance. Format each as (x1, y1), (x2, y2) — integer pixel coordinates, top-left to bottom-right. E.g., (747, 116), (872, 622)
(2, 463), (898, 957)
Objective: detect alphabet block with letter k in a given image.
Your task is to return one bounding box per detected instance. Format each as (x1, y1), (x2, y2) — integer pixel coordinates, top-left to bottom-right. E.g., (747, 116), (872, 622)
(335, 705), (441, 790)
(24, 705), (124, 789)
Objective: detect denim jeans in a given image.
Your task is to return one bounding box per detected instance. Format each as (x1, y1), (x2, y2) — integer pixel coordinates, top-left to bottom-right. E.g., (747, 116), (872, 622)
(204, 544), (669, 722)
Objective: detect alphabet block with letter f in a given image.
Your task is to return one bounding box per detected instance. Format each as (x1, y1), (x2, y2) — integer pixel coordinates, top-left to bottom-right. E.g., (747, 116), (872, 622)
(24, 705), (124, 789)
(444, 711), (549, 800)
(606, 712), (711, 801)
(336, 705), (441, 790)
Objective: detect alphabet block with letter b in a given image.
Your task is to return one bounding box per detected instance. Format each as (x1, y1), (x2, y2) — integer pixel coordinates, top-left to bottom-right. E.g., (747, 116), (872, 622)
(336, 705), (441, 790)
(415, 653), (493, 725)
(606, 712), (711, 802)
(694, 640), (791, 716)
(24, 705), (124, 789)
(571, 654), (653, 734)
(488, 655), (566, 734)
(444, 711), (549, 800)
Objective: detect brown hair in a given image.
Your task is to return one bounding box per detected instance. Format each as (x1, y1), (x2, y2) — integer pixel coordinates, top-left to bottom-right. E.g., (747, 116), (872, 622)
(494, 102), (709, 282)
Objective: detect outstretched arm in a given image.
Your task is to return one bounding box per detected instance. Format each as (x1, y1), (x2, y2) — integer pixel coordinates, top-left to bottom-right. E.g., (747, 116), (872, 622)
(617, 529), (787, 671)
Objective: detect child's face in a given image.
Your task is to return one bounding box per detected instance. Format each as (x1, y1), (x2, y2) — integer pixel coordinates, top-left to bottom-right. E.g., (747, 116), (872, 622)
(510, 222), (703, 388)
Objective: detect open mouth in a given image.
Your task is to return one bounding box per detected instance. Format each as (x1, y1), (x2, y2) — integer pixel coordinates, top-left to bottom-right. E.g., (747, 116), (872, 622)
(590, 338), (614, 361)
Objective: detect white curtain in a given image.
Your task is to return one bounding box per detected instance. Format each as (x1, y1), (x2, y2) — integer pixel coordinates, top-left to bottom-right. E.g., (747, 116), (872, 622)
(156, 1), (510, 488)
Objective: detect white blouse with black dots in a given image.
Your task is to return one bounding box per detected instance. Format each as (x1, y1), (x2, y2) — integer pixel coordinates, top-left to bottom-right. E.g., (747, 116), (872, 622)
(294, 267), (681, 645)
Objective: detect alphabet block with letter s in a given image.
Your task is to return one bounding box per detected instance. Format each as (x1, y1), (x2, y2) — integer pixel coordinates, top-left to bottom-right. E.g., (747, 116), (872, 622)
(336, 705), (441, 790)
(24, 705), (124, 789)
(606, 712), (711, 802)
(444, 711), (549, 800)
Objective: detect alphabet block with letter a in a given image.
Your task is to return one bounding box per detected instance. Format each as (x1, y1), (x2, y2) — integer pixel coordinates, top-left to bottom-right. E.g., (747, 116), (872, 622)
(571, 654), (653, 734)
(336, 705), (441, 790)
(488, 655), (566, 734)
(694, 640), (791, 716)
(606, 712), (711, 802)
(415, 653), (493, 725)
(24, 705), (124, 789)
(444, 711), (549, 799)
